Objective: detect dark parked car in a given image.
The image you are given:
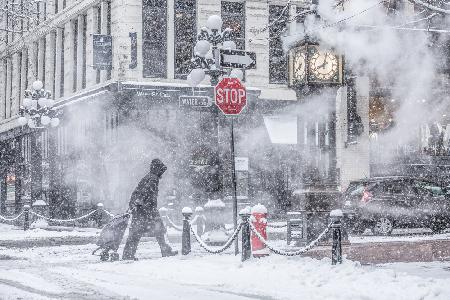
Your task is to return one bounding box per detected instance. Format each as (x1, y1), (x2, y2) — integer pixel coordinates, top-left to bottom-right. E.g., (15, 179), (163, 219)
(342, 176), (450, 235)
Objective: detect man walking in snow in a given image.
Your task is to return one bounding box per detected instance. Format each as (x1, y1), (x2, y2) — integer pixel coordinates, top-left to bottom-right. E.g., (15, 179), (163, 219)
(122, 158), (178, 260)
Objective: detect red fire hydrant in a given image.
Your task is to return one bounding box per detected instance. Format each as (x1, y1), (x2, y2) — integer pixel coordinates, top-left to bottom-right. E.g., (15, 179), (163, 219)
(250, 204), (269, 257)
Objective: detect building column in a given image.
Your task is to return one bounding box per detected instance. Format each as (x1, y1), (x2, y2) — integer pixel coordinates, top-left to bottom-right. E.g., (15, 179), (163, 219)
(45, 33), (56, 98)
(47, 0), (56, 17)
(57, 0), (64, 14)
(64, 21), (75, 96)
(5, 57), (12, 119)
(77, 15), (85, 90)
(20, 49), (28, 104)
(38, 38), (46, 83)
(28, 43), (38, 88)
(86, 7), (98, 87)
(54, 28), (63, 99)
(100, 1), (109, 82)
(0, 59), (6, 121)
(11, 53), (20, 117)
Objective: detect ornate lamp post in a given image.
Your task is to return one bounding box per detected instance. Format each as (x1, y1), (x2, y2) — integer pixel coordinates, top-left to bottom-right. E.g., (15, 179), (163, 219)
(16, 80), (60, 216)
(17, 80), (60, 128)
(188, 15), (243, 87)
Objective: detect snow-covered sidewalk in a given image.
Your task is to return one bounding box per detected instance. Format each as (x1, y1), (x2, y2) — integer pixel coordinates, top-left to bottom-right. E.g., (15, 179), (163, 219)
(0, 223), (99, 248)
(0, 241), (449, 300)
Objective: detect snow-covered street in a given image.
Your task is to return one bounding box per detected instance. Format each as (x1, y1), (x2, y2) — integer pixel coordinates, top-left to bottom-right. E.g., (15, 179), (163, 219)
(1, 240), (450, 300)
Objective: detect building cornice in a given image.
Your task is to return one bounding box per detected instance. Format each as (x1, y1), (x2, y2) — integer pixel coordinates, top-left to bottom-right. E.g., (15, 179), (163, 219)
(0, 0), (103, 58)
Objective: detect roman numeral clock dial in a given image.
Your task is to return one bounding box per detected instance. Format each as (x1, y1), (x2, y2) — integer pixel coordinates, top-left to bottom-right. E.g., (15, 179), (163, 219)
(309, 51), (339, 81)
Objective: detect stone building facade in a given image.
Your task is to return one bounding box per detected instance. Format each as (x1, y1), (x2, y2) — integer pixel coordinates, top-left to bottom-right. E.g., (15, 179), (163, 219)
(0, 0), (377, 216)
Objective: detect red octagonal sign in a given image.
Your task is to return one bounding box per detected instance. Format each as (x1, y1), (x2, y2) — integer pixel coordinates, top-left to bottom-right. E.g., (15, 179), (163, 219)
(215, 78), (247, 115)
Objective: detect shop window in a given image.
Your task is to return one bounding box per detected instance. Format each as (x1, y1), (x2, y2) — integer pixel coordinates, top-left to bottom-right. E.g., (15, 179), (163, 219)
(82, 15), (87, 89)
(221, 1), (245, 50)
(106, 1), (112, 80)
(174, 0), (196, 79)
(269, 5), (288, 84)
(142, 0), (167, 78)
(60, 30), (65, 97)
(96, 5), (101, 84)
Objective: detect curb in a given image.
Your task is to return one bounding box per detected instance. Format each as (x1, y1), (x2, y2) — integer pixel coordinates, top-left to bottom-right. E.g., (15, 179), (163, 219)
(0, 236), (97, 248)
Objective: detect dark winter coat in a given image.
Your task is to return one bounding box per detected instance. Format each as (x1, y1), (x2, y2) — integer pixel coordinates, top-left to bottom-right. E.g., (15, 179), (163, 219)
(128, 159), (167, 236)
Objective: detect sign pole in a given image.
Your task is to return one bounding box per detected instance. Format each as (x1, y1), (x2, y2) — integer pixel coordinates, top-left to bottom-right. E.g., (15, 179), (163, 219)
(214, 77), (247, 256)
(230, 116), (239, 255)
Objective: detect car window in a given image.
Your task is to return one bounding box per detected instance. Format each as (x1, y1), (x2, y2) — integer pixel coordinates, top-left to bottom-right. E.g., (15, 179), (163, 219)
(346, 182), (377, 196)
(414, 181), (444, 196)
(381, 181), (404, 194)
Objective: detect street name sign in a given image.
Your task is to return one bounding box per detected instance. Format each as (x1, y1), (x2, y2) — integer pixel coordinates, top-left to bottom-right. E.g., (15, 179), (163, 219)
(220, 49), (256, 69)
(215, 78), (247, 115)
(179, 96), (212, 108)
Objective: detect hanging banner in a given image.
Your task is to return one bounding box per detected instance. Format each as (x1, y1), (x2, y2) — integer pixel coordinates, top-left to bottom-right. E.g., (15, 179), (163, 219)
(93, 34), (112, 70)
(129, 32), (137, 69)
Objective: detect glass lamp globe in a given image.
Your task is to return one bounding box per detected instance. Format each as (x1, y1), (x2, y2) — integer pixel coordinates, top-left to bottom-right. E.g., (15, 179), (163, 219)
(46, 99), (55, 108)
(23, 98), (32, 108)
(229, 69), (244, 81)
(189, 68), (205, 84)
(195, 40), (211, 57)
(32, 80), (43, 91)
(18, 116), (28, 126)
(38, 97), (48, 107)
(207, 15), (223, 31)
(41, 115), (51, 126)
(28, 119), (36, 128)
(222, 40), (237, 50)
(187, 74), (198, 87)
(50, 117), (60, 127)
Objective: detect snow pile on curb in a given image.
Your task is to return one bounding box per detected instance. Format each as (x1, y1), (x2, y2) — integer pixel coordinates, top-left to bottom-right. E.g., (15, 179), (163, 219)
(73, 254), (450, 300)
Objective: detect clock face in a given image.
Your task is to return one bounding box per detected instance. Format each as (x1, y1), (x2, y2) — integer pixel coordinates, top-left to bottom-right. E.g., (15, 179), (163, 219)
(309, 51), (339, 81)
(293, 52), (306, 81)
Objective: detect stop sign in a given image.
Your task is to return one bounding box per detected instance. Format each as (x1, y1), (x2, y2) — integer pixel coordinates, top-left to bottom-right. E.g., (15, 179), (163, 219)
(215, 78), (247, 115)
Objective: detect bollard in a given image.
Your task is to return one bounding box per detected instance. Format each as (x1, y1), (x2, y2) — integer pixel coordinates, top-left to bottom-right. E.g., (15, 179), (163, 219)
(239, 208), (252, 262)
(96, 203), (104, 228)
(23, 204), (30, 231)
(330, 209), (343, 265)
(181, 207), (193, 255)
(194, 206), (205, 237)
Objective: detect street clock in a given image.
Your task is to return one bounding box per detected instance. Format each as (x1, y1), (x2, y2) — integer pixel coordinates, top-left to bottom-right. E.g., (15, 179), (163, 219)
(288, 38), (343, 88)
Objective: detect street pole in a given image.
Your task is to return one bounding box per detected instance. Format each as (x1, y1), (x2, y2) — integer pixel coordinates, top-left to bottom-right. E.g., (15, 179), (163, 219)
(230, 116), (239, 255)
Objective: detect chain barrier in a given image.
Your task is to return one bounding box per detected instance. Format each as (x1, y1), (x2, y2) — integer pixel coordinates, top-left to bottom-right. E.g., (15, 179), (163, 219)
(266, 222), (288, 229)
(249, 221), (333, 256)
(190, 222), (243, 254)
(103, 210), (115, 218)
(164, 215), (183, 231)
(29, 210), (97, 223)
(0, 211), (24, 222)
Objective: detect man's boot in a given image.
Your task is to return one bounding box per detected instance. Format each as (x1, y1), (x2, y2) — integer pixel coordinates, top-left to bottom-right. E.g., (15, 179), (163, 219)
(161, 245), (178, 257)
(157, 234), (178, 257)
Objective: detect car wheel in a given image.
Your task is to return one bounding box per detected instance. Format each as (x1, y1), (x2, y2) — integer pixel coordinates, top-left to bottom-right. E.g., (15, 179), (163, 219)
(431, 218), (447, 234)
(373, 217), (394, 235)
